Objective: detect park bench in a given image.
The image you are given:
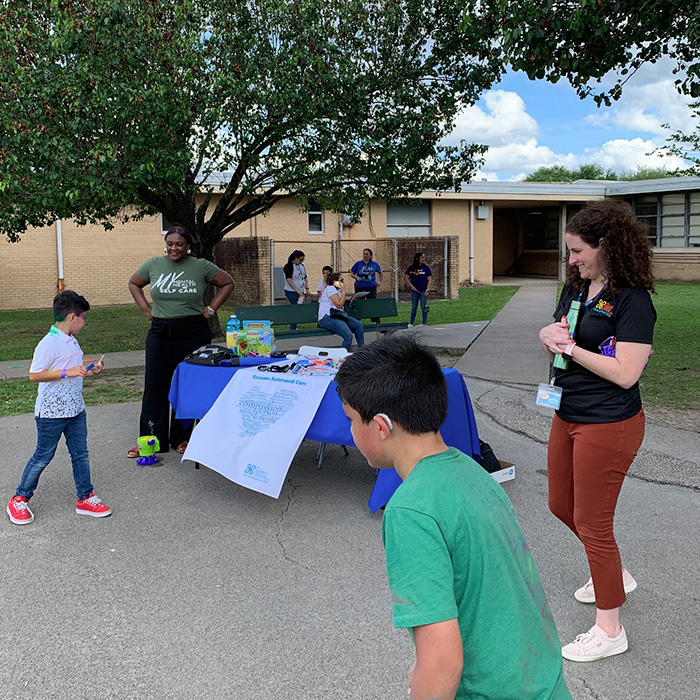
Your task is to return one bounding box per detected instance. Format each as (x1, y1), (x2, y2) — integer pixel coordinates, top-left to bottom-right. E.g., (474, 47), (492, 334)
(235, 297), (407, 339)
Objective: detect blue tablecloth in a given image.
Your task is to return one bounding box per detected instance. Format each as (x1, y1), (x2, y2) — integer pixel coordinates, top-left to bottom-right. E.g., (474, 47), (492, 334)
(169, 361), (481, 511)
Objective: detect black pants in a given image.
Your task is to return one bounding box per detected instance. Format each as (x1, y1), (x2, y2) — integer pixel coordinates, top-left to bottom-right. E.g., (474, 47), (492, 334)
(139, 315), (211, 451)
(355, 285), (380, 323)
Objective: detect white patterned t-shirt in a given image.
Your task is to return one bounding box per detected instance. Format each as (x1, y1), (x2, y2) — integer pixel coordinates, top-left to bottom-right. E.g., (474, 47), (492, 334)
(30, 326), (86, 418)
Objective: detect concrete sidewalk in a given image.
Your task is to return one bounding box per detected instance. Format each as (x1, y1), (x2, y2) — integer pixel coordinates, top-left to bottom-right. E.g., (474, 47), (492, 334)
(0, 322), (489, 380)
(1, 284), (698, 700)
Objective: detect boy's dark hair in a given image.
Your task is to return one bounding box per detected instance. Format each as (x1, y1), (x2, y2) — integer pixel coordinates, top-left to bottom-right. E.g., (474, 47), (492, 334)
(335, 335), (447, 434)
(53, 290), (90, 321)
(322, 265), (333, 274)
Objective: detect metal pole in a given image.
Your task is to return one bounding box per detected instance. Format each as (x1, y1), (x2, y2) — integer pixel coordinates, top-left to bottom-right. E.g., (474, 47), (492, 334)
(443, 237), (448, 298)
(393, 240), (399, 301)
(56, 219), (65, 292)
(469, 201), (475, 284)
(270, 239), (275, 304)
(331, 240), (337, 270)
(559, 204), (567, 282)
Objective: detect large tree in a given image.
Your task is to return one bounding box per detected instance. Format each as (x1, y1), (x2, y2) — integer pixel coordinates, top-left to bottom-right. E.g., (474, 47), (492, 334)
(499, 0), (700, 104)
(2, 0), (697, 258)
(0, 0), (506, 256)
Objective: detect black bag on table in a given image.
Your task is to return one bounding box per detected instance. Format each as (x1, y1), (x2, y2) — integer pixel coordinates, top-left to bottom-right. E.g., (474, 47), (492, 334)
(184, 344), (239, 367)
(476, 439), (501, 474)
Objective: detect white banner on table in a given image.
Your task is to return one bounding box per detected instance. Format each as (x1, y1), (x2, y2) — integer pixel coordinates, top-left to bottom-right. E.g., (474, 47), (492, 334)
(183, 369), (333, 498)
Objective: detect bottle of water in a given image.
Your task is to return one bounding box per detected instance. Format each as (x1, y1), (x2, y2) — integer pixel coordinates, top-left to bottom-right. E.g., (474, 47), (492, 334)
(226, 315), (241, 353)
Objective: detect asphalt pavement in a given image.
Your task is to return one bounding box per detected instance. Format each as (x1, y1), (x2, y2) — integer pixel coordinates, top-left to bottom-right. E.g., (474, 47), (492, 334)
(1, 282), (697, 700)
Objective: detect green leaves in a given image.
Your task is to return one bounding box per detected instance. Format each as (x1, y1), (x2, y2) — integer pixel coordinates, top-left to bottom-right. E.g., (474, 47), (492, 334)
(0, 0), (505, 250)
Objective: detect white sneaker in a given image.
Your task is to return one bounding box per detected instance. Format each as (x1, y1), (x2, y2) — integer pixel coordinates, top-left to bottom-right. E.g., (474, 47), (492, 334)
(407, 324), (414, 328)
(574, 569), (637, 604)
(562, 624), (628, 662)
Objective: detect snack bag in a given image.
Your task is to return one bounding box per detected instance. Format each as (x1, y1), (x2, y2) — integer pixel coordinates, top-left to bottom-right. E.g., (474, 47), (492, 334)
(237, 331), (249, 358)
(247, 329), (272, 357)
(242, 320), (272, 331)
(226, 330), (239, 355)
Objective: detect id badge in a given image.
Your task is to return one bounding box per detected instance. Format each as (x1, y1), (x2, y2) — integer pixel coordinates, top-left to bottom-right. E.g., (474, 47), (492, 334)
(536, 382), (562, 410)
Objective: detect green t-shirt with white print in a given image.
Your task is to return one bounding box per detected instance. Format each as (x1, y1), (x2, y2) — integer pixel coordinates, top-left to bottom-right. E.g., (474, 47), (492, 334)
(137, 256), (219, 319)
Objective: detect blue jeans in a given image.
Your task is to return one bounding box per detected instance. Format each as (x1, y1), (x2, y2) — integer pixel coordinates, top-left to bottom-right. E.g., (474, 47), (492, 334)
(410, 291), (428, 325)
(318, 314), (365, 350)
(285, 290), (300, 330)
(16, 410), (93, 501)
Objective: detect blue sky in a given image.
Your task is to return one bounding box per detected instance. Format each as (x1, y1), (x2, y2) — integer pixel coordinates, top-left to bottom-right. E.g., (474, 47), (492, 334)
(444, 57), (695, 182)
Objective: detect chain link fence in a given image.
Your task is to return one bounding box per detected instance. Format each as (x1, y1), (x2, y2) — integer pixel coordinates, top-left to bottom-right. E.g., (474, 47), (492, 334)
(257, 237), (455, 305)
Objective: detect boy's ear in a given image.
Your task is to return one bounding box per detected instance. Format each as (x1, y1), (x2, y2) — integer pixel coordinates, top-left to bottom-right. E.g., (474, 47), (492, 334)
(373, 413), (393, 440)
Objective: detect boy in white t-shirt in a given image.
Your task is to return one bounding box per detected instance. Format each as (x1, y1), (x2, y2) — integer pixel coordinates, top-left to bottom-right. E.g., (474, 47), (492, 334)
(6, 291), (111, 525)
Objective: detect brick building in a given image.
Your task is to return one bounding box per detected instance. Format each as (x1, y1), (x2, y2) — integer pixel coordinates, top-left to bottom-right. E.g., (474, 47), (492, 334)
(2, 177), (698, 310)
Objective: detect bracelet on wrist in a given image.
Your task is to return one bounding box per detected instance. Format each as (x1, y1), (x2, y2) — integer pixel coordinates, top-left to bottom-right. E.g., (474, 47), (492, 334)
(563, 341), (576, 359)
(61, 369), (67, 379)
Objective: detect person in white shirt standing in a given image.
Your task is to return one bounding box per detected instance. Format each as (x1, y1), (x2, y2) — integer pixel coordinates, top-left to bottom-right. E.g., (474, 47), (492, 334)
(6, 291), (111, 525)
(283, 250), (309, 331)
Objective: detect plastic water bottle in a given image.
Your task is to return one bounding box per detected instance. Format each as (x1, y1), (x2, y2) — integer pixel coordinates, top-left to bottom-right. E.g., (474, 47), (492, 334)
(226, 315), (241, 352)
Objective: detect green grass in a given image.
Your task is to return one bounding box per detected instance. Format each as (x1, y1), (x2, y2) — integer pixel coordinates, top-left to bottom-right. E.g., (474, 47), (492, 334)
(640, 281), (700, 409)
(1, 282), (696, 412)
(557, 281), (699, 410)
(0, 306), (151, 362)
(0, 368), (143, 418)
(395, 285), (519, 325)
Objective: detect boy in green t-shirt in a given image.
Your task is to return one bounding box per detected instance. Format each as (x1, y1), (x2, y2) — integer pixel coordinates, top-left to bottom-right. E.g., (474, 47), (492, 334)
(335, 336), (571, 700)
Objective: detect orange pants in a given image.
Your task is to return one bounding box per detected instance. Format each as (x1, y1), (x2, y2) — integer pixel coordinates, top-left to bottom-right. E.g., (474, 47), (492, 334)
(547, 410), (645, 610)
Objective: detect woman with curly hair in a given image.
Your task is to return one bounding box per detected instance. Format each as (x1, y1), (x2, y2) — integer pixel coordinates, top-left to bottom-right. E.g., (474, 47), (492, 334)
(539, 201), (656, 663)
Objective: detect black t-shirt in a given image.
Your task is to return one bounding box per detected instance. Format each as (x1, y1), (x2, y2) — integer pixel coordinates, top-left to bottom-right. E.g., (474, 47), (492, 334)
(553, 284), (656, 423)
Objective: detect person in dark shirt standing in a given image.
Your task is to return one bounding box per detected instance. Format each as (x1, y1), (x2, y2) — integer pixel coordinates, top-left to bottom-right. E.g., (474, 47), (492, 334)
(405, 251), (432, 326)
(539, 201), (656, 663)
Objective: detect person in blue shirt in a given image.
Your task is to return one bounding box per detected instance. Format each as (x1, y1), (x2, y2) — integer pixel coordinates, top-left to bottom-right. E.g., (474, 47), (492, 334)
(405, 251), (432, 327)
(350, 248), (382, 296)
(351, 248), (382, 323)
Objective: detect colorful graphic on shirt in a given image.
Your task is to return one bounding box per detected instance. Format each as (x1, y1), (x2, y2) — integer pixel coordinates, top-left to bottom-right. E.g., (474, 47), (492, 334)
(593, 299), (614, 317)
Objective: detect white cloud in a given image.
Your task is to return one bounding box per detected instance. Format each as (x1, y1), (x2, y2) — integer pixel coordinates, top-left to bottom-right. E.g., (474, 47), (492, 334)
(445, 90), (539, 147)
(584, 138), (687, 172)
(481, 139), (577, 174)
(582, 58), (695, 136)
(446, 61), (696, 181)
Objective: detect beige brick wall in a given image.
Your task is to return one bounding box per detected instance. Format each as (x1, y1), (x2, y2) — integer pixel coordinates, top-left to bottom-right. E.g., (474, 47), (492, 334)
(61, 216), (164, 306)
(0, 216), (165, 310)
(652, 251), (700, 281)
(7, 192), (694, 311)
(0, 224), (59, 310)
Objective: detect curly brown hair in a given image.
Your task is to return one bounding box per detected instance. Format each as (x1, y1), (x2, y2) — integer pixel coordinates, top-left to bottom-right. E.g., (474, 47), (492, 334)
(565, 200), (655, 294)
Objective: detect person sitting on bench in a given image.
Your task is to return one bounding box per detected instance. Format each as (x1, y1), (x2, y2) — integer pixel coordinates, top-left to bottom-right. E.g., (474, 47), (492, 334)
(317, 273), (365, 351)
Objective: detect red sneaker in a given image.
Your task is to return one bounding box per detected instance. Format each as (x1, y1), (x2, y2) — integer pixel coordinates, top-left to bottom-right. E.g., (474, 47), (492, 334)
(7, 495), (34, 525)
(76, 493), (112, 518)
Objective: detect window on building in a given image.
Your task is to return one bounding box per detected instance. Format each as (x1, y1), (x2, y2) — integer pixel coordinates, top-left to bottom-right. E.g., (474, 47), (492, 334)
(630, 195), (659, 246)
(524, 208), (559, 250)
(308, 199), (324, 234)
(630, 191), (700, 248)
(689, 193), (700, 247)
(162, 214), (171, 234)
(387, 201), (431, 237)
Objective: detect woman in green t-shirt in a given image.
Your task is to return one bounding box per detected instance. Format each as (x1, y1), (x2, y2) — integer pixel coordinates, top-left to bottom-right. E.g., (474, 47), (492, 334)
(127, 225), (234, 458)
